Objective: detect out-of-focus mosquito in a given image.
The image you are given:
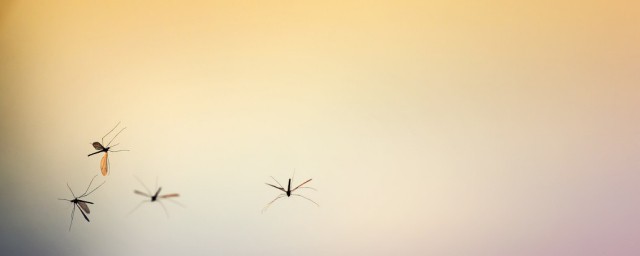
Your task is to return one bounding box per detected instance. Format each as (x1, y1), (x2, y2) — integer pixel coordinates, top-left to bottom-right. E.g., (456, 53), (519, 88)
(58, 175), (105, 231)
(128, 176), (182, 217)
(88, 122), (129, 176)
(262, 170), (318, 213)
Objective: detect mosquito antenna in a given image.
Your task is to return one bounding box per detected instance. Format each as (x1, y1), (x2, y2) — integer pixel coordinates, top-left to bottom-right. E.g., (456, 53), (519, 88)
(106, 127), (126, 147)
(81, 175), (98, 197)
(134, 175), (152, 195)
(270, 176), (284, 188)
(292, 194), (319, 207)
(101, 121), (121, 145)
(155, 176), (158, 192)
(66, 183), (76, 198)
(262, 194), (286, 213)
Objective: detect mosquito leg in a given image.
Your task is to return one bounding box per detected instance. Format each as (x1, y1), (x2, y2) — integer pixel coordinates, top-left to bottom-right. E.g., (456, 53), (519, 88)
(270, 176), (284, 188)
(84, 179), (106, 197)
(159, 201), (170, 218)
(134, 175), (152, 195)
(102, 121), (121, 146)
(106, 127), (127, 147)
(166, 198), (186, 208)
(69, 205), (76, 231)
(126, 201), (148, 216)
(292, 168), (296, 183)
(66, 183), (76, 198)
(110, 149), (130, 152)
(262, 194), (286, 213)
(292, 194), (319, 207)
(81, 175), (98, 197)
(297, 186), (317, 191)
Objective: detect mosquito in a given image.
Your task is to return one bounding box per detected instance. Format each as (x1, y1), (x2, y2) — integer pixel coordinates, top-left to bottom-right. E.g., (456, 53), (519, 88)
(262, 170), (318, 213)
(128, 176), (181, 217)
(88, 121), (129, 176)
(58, 175), (105, 231)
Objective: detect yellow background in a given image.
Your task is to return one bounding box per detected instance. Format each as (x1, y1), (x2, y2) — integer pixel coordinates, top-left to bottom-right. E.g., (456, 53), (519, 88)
(1, 1), (639, 255)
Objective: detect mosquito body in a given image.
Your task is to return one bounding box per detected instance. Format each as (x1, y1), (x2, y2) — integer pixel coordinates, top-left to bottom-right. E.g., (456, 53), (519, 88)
(262, 171), (318, 213)
(129, 176), (181, 217)
(88, 122), (128, 176)
(58, 175), (105, 231)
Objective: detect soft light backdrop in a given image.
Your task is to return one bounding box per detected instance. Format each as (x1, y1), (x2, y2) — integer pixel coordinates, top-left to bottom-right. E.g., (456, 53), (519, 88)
(1, 1), (639, 255)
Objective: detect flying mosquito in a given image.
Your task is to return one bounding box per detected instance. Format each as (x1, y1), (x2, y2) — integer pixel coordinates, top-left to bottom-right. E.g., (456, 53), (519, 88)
(128, 176), (182, 217)
(262, 170), (318, 213)
(88, 121), (129, 176)
(58, 175), (105, 231)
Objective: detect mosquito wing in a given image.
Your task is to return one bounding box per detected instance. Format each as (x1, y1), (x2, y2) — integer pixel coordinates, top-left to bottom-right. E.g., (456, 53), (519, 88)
(160, 193), (179, 198)
(78, 201), (91, 214)
(100, 152), (108, 176)
(77, 204), (90, 222)
(292, 179), (313, 192)
(265, 183), (286, 192)
(92, 142), (105, 150)
(134, 190), (150, 197)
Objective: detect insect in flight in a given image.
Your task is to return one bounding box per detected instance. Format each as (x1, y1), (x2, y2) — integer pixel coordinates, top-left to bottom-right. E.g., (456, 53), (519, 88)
(88, 122), (129, 176)
(262, 170), (318, 213)
(58, 175), (105, 231)
(129, 176), (182, 217)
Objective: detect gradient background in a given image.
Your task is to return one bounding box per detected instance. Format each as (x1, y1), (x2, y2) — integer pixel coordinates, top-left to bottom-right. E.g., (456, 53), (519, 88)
(1, 1), (639, 255)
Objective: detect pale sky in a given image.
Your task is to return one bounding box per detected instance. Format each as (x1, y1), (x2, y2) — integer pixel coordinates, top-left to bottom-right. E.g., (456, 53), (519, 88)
(1, 1), (639, 255)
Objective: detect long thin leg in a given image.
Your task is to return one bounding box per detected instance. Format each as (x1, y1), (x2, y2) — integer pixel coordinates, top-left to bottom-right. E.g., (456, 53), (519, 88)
(292, 194), (319, 207)
(270, 176), (284, 189)
(110, 149), (130, 152)
(166, 198), (186, 208)
(69, 205), (76, 231)
(83, 180), (106, 198)
(262, 194), (286, 213)
(81, 175), (98, 197)
(291, 168), (296, 183)
(106, 127), (126, 147)
(127, 200), (148, 216)
(158, 201), (169, 218)
(102, 121), (121, 145)
(66, 183), (76, 198)
(296, 186), (317, 191)
(134, 176), (152, 195)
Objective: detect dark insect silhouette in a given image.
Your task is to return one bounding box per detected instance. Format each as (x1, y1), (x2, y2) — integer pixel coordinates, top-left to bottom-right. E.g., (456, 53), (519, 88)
(88, 122), (129, 176)
(263, 171), (318, 213)
(129, 176), (182, 217)
(58, 175), (105, 231)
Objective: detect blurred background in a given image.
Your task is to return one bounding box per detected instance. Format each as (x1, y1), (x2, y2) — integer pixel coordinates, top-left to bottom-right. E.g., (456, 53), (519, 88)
(1, 0), (639, 255)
